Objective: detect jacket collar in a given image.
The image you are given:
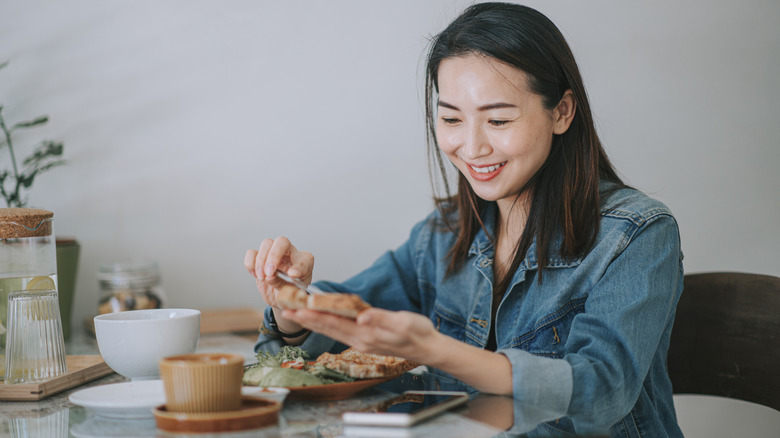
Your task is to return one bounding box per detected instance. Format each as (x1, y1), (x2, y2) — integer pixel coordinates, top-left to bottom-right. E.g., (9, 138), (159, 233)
(467, 202), (583, 271)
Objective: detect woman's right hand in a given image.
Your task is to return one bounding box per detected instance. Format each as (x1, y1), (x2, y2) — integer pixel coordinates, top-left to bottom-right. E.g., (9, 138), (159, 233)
(243, 236), (314, 310)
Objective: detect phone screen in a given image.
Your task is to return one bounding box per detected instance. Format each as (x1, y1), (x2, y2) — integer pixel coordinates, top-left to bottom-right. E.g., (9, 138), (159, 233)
(343, 391), (469, 426)
(376, 392), (461, 414)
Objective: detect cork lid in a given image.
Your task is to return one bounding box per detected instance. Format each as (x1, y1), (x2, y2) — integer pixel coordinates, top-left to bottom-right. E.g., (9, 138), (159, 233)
(0, 208), (54, 238)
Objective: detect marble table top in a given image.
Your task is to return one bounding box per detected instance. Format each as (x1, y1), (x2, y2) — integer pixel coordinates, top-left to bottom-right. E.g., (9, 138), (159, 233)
(0, 330), (531, 437)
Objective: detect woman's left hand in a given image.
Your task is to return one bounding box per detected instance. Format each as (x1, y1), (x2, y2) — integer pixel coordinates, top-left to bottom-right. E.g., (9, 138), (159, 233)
(284, 306), (514, 395)
(280, 307), (438, 363)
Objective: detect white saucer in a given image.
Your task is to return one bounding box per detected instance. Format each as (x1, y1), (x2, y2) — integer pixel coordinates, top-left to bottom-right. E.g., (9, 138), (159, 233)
(69, 380), (165, 419)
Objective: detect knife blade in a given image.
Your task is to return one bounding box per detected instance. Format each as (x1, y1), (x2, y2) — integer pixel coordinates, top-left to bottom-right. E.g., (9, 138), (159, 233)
(275, 271), (325, 295)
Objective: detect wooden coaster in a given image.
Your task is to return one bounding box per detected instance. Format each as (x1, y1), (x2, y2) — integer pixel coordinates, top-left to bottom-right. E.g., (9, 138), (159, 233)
(153, 397), (280, 433)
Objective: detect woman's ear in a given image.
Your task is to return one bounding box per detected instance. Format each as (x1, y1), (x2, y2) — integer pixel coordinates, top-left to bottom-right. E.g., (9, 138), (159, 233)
(552, 90), (576, 135)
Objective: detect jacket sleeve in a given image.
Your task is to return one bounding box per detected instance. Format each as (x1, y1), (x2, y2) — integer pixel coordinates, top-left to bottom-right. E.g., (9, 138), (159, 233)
(498, 213), (683, 433)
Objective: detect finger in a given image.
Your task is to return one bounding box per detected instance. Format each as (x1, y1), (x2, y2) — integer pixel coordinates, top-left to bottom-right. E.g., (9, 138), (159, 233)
(257, 277), (277, 307)
(355, 310), (433, 356)
(356, 307), (396, 328)
(265, 236), (293, 277)
(287, 251), (314, 281)
(244, 249), (259, 278)
(283, 309), (359, 343)
(354, 310), (406, 347)
(255, 239), (275, 280)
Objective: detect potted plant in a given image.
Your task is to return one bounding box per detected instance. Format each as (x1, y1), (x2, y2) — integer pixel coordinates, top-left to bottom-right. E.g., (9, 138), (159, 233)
(0, 61), (66, 207)
(0, 60), (78, 339)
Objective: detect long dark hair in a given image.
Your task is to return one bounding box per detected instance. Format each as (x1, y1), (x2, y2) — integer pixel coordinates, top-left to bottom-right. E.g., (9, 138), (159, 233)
(425, 2), (624, 289)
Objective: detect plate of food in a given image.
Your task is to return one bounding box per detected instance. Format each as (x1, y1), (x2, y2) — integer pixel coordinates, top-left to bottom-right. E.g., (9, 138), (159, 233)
(243, 346), (418, 401)
(244, 283), (418, 400)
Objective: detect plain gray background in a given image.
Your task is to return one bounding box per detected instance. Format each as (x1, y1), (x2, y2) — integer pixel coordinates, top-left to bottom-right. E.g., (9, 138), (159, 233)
(2, 1), (778, 435)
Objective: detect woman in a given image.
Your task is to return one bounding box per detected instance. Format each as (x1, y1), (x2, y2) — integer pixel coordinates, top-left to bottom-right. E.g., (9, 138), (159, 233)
(244, 3), (683, 436)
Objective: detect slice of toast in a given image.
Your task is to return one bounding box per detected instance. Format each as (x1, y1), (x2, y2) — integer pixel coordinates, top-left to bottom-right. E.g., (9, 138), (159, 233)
(306, 293), (371, 319)
(275, 282), (371, 319)
(276, 284), (308, 309)
(314, 347), (419, 379)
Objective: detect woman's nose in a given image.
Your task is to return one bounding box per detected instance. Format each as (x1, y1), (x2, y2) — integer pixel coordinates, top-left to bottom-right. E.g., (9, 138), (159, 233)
(461, 125), (491, 159)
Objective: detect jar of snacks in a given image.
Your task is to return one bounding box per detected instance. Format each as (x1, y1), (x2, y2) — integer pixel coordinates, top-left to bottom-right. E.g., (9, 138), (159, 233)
(97, 260), (165, 314)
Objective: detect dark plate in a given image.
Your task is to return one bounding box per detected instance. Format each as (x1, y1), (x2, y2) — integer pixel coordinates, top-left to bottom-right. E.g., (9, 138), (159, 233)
(243, 363), (401, 401)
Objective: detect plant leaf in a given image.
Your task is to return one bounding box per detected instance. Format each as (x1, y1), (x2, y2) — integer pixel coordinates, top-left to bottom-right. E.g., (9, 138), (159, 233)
(12, 115), (49, 130)
(6, 191), (22, 207)
(22, 140), (64, 167)
(19, 172), (36, 188)
(32, 160), (66, 174)
(19, 140), (66, 190)
(13, 116), (48, 130)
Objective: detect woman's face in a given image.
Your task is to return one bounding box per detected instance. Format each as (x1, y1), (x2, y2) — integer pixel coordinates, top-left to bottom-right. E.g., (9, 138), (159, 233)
(435, 54), (573, 208)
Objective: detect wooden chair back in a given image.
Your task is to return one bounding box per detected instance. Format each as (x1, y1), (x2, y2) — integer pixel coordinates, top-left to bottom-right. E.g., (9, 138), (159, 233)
(667, 272), (780, 411)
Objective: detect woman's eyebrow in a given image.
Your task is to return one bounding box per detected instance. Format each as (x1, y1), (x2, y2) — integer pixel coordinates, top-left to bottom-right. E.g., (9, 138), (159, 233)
(437, 100), (517, 111)
(437, 100), (460, 110)
(478, 102), (517, 111)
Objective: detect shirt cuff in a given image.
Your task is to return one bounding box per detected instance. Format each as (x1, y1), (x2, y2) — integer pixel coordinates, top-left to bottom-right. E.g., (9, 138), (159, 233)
(498, 348), (573, 415)
(254, 306), (340, 356)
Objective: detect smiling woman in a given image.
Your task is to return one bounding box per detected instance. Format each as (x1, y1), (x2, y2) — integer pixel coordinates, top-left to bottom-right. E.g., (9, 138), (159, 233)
(243, 3), (685, 437)
(0, 1), (775, 434)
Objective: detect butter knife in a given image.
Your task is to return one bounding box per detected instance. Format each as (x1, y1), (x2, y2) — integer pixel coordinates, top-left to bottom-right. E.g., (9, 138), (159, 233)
(275, 271), (325, 295)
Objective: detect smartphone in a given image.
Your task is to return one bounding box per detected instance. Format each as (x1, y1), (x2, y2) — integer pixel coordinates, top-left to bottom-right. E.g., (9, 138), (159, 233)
(342, 390), (469, 427)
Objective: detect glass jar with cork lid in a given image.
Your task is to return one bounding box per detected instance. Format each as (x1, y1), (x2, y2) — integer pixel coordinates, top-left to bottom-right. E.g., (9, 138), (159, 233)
(0, 208), (61, 379)
(97, 260), (165, 314)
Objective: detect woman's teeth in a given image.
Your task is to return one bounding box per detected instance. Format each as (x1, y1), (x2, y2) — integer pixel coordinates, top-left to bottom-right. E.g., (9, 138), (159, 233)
(470, 163), (505, 174)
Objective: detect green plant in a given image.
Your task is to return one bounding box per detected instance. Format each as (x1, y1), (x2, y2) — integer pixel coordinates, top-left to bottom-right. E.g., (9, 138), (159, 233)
(0, 60), (65, 208)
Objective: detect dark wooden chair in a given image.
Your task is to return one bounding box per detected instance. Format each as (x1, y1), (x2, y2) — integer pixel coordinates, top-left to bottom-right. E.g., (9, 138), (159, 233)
(668, 272), (780, 412)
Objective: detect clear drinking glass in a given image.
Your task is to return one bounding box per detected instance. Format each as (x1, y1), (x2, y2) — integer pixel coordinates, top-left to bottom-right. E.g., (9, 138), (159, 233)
(6, 409), (69, 438)
(4, 289), (68, 383)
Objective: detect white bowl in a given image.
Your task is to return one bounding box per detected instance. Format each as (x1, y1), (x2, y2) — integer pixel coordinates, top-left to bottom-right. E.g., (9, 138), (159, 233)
(94, 309), (200, 380)
(241, 386), (290, 404)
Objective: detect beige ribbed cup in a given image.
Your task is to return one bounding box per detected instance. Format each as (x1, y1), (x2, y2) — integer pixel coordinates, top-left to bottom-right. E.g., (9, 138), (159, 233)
(159, 353), (244, 413)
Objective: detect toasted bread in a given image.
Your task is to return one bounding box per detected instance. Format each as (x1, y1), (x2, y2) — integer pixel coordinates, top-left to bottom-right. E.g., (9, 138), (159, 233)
(314, 347), (419, 379)
(276, 284), (308, 309)
(275, 282), (371, 319)
(307, 293), (371, 319)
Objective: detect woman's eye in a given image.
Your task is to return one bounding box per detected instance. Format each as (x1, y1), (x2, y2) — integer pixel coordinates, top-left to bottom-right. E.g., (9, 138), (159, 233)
(441, 117), (460, 125)
(489, 120), (510, 126)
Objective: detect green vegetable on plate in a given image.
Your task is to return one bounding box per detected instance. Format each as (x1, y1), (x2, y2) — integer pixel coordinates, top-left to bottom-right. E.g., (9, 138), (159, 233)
(243, 346), (354, 387)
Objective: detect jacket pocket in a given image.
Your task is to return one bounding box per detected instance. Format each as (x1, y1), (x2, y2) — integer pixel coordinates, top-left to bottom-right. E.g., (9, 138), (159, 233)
(432, 305), (468, 343)
(514, 297), (587, 358)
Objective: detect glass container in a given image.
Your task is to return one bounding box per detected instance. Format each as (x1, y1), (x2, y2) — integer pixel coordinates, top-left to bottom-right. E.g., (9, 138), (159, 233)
(0, 208), (62, 381)
(97, 260), (165, 314)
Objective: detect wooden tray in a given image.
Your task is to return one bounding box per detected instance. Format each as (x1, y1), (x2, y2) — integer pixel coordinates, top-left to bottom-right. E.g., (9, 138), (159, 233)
(199, 308), (263, 335)
(0, 355), (114, 401)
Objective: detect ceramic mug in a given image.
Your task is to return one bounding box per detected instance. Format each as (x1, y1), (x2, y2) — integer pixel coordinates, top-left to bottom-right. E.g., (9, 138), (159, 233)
(159, 353), (244, 413)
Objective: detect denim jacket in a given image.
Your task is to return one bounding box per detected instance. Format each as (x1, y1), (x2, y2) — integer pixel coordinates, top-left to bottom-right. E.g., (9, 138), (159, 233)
(256, 183), (684, 437)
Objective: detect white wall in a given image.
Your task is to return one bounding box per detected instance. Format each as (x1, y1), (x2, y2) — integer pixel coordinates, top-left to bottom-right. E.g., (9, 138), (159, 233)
(1, 1), (779, 432)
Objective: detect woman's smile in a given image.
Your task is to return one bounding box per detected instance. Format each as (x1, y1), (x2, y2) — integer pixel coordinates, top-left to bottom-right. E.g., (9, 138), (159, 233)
(467, 161), (507, 181)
